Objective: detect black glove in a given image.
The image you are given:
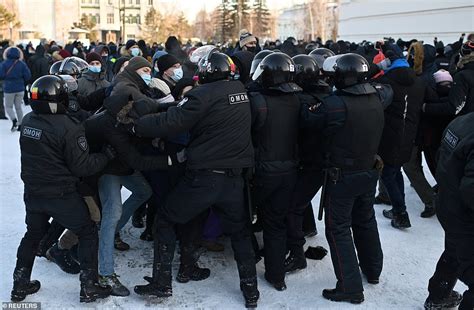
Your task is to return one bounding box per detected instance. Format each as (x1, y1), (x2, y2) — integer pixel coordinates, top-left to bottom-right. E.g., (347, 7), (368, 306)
(305, 246), (328, 260)
(102, 144), (117, 160)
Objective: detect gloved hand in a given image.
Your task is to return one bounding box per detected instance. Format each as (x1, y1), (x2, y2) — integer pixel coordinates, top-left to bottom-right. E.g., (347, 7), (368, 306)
(305, 246), (328, 260)
(102, 144), (117, 160)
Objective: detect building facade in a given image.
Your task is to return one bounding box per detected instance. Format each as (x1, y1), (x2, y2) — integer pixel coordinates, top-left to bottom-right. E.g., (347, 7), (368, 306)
(276, 0), (339, 42)
(338, 0), (474, 43)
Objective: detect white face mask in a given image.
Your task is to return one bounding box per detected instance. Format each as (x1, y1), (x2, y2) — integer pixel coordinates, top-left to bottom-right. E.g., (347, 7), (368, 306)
(131, 47), (140, 57)
(170, 67), (183, 82)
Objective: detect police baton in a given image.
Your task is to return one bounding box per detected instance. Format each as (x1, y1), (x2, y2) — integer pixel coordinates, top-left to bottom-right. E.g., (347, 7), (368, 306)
(318, 169), (329, 221)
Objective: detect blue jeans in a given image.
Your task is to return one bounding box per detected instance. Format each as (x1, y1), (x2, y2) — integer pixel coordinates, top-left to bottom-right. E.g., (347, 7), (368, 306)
(380, 164), (406, 214)
(98, 171), (152, 276)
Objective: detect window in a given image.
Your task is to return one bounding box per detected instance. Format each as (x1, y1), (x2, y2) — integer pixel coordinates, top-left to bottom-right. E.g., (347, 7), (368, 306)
(108, 0), (113, 5)
(136, 0), (140, 4)
(148, 0), (153, 5)
(107, 13), (114, 24)
(95, 0), (99, 4)
(96, 14), (100, 24)
(129, 0), (132, 4)
(136, 14), (140, 24)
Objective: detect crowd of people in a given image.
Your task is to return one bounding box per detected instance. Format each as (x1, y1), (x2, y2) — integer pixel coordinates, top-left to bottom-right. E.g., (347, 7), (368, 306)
(1, 29), (473, 309)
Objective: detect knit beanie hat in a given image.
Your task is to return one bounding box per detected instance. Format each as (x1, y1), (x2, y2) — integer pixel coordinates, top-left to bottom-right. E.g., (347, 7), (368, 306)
(58, 49), (71, 59)
(125, 56), (151, 72)
(113, 56), (130, 75)
(239, 29), (256, 48)
(125, 39), (138, 50)
(86, 52), (102, 64)
(433, 69), (453, 84)
(157, 54), (179, 73)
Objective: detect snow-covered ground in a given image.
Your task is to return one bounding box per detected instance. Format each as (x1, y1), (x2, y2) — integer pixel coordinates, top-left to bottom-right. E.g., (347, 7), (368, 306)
(0, 111), (466, 309)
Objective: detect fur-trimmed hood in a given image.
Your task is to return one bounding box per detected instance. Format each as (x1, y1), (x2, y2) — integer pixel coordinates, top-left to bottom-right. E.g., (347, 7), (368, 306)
(3, 46), (24, 61)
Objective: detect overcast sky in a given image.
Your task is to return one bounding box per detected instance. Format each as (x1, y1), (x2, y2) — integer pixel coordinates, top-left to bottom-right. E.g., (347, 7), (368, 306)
(167, 0), (308, 21)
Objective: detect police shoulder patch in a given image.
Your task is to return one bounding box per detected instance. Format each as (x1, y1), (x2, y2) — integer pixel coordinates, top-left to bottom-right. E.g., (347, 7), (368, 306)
(444, 129), (459, 149)
(77, 136), (88, 151)
(228, 93), (249, 105)
(22, 126), (42, 140)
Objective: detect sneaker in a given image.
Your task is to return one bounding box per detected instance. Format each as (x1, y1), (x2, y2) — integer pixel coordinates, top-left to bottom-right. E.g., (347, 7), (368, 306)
(424, 290), (462, 310)
(421, 204), (436, 218)
(114, 233), (130, 251)
(383, 209), (394, 220)
(322, 288), (364, 304)
(375, 195), (391, 205)
(45, 243), (80, 274)
(391, 212), (411, 229)
(99, 274), (130, 296)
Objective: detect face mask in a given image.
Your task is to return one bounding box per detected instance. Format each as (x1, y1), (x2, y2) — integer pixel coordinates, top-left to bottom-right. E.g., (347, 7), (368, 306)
(140, 73), (152, 86)
(436, 84), (451, 97)
(72, 47), (79, 55)
(170, 67), (183, 82)
(89, 65), (101, 73)
(131, 47), (140, 57)
(246, 46), (256, 53)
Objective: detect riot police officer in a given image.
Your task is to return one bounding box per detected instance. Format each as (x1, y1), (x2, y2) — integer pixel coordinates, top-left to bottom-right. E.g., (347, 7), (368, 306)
(285, 54), (332, 273)
(11, 75), (115, 303)
(424, 112), (474, 310)
(304, 53), (391, 303)
(248, 52), (301, 291)
(133, 52), (259, 308)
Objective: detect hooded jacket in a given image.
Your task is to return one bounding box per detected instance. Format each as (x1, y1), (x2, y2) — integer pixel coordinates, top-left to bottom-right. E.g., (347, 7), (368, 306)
(376, 66), (427, 165)
(27, 45), (50, 84)
(0, 47), (31, 93)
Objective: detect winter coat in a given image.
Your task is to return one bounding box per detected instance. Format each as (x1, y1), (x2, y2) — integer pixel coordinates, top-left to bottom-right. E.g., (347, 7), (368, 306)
(85, 94), (168, 176)
(0, 47), (31, 93)
(77, 70), (110, 97)
(27, 45), (50, 84)
(376, 67), (427, 166)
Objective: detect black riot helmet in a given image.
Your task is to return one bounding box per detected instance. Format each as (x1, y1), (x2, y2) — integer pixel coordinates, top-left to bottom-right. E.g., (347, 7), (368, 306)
(309, 47), (336, 68)
(49, 60), (81, 78)
(250, 50), (274, 76)
(29, 75), (69, 114)
(292, 54), (321, 88)
(197, 51), (236, 84)
(252, 52), (296, 88)
(323, 53), (370, 90)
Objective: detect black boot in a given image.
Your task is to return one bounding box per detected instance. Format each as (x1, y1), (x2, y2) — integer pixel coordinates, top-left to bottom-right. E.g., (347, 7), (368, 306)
(132, 211), (144, 228)
(237, 261), (259, 308)
(80, 269), (112, 303)
(284, 247), (307, 273)
(114, 233), (130, 251)
(391, 211), (412, 229)
(11, 267), (41, 302)
(421, 203), (436, 218)
(46, 243), (80, 274)
(139, 228), (153, 241)
(322, 288), (364, 304)
(176, 245), (210, 283)
(134, 244), (173, 297)
(424, 290), (462, 310)
(10, 119), (17, 132)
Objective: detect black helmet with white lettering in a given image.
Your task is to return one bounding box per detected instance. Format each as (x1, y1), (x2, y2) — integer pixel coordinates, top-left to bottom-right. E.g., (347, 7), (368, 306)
(197, 51), (235, 84)
(29, 75), (69, 114)
(323, 53), (370, 90)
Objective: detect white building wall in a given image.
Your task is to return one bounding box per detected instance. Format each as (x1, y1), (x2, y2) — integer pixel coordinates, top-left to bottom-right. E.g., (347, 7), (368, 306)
(338, 0), (474, 43)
